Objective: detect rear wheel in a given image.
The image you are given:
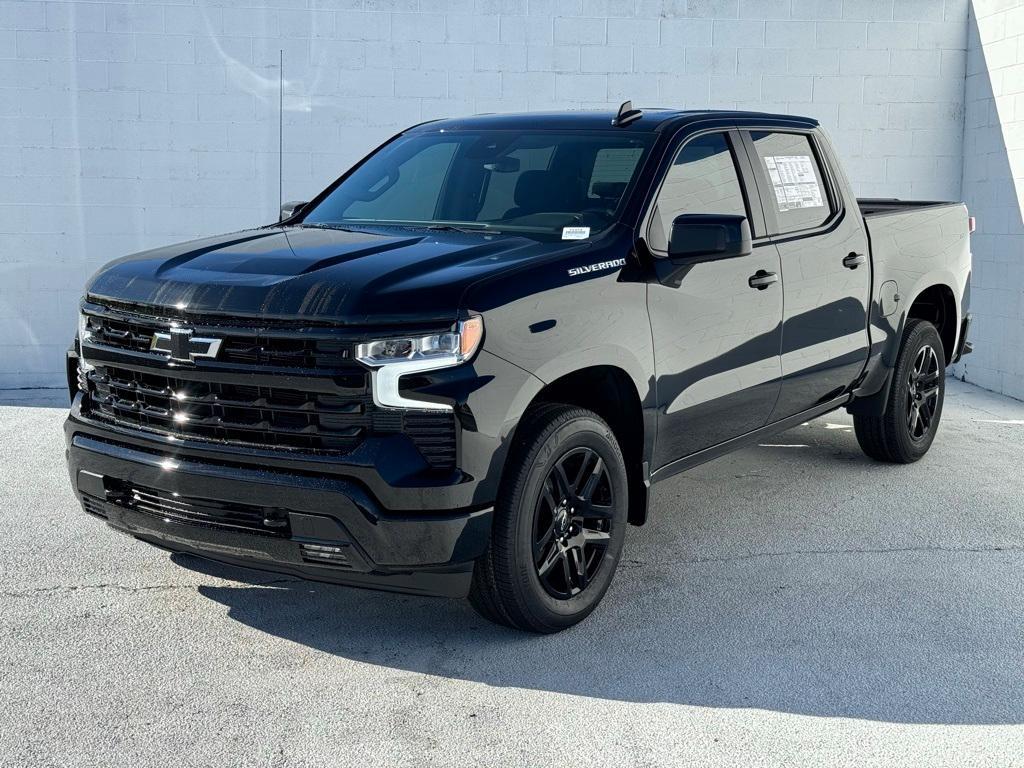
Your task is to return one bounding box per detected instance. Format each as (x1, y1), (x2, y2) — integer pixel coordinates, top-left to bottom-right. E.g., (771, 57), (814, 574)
(468, 404), (628, 633)
(854, 318), (946, 463)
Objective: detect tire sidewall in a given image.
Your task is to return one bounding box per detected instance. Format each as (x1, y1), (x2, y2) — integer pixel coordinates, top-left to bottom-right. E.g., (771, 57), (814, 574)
(510, 414), (628, 628)
(890, 320), (946, 460)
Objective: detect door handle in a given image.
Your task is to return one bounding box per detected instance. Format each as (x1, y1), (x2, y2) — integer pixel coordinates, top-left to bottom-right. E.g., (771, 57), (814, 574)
(843, 252), (867, 269)
(748, 270), (778, 290)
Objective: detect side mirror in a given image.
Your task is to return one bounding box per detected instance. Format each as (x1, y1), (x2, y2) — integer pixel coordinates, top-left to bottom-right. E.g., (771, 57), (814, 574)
(280, 200), (308, 222)
(668, 214), (751, 263)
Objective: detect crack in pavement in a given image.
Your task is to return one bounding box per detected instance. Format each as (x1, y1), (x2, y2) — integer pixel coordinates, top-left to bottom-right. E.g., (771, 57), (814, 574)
(678, 544), (1024, 566)
(0, 577), (304, 599)
(5, 545), (1022, 597)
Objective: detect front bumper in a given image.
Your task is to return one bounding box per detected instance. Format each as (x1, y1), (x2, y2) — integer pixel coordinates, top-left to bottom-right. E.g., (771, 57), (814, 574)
(67, 432), (492, 598)
(65, 346), (541, 513)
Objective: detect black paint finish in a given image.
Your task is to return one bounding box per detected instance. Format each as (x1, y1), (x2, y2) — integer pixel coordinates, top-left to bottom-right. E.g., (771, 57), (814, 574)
(65, 108), (970, 597)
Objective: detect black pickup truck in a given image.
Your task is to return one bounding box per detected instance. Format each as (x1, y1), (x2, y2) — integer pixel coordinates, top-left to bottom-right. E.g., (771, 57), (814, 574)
(66, 105), (973, 632)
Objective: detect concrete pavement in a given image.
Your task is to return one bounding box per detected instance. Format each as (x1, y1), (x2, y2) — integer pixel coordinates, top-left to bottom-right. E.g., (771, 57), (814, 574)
(2, 380), (1023, 767)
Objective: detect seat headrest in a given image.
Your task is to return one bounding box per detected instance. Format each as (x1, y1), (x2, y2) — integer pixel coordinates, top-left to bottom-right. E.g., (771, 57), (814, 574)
(513, 170), (558, 209)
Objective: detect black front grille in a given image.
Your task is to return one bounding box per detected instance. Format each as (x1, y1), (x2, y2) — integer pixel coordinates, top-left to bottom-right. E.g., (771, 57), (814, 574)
(85, 364), (456, 466)
(404, 412), (458, 468)
(84, 312), (352, 370)
(300, 543), (356, 568)
(80, 302), (459, 469)
(108, 485), (291, 537)
(87, 365), (368, 452)
(81, 495), (108, 519)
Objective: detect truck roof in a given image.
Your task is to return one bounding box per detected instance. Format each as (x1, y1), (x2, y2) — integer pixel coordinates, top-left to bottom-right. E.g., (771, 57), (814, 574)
(410, 108), (820, 134)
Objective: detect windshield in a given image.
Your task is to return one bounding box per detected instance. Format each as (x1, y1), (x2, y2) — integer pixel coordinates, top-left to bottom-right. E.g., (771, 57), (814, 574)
(302, 130), (655, 239)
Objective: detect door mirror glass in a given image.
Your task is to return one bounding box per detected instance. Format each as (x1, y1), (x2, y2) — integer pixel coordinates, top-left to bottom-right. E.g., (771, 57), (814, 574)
(280, 200), (307, 221)
(668, 213), (751, 262)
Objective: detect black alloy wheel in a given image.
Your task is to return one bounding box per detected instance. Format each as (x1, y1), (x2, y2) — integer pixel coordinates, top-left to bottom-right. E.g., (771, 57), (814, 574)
(531, 447), (614, 599)
(906, 344), (941, 442)
(468, 403), (629, 633)
(853, 318), (946, 464)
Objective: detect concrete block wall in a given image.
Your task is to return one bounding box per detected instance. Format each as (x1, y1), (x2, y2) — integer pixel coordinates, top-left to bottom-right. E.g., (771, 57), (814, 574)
(954, 0), (1024, 400)
(1, 0), (969, 388)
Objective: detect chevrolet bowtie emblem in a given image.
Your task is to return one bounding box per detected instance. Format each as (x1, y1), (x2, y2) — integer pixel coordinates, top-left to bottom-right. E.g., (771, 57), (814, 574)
(150, 327), (222, 364)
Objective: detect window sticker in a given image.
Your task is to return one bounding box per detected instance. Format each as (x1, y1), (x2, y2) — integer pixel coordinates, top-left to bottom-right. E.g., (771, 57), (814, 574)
(763, 155), (824, 211)
(562, 226), (591, 240)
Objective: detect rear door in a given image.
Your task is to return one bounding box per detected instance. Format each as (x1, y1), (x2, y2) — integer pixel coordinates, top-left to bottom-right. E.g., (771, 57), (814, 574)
(646, 129), (784, 468)
(739, 129), (870, 421)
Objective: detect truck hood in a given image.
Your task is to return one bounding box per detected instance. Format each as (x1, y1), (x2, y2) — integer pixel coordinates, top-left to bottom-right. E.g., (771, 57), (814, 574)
(86, 226), (583, 325)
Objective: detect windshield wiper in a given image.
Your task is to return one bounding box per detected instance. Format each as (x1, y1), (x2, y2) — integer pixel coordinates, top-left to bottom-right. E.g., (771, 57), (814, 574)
(425, 224), (504, 235)
(300, 222), (361, 233)
(303, 221), (505, 235)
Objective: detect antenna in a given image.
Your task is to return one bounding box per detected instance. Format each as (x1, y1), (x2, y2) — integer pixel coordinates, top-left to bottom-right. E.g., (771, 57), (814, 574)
(611, 100), (643, 127)
(278, 49), (283, 213)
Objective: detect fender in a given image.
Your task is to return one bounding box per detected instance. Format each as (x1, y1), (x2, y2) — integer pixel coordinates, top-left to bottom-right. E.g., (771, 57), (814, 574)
(463, 235), (659, 485)
(529, 342), (657, 461)
(407, 350), (546, 508)
(849, 199), (970, 417)
(849, 279), (962, 417)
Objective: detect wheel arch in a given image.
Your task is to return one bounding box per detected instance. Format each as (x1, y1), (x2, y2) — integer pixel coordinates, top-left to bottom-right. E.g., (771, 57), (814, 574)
(850, 279), (959, 418)
(508, 364), (652, 527)
(905, 282), (959, 366)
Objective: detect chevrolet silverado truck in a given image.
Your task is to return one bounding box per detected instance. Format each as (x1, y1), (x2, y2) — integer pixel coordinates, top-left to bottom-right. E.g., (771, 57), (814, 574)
(66, 105), (973, 633)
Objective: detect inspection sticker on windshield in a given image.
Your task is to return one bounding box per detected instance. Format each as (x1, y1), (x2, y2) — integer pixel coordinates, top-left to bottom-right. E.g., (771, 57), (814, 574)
(763, 155), (824, 211)
(561, 226), (591, 240)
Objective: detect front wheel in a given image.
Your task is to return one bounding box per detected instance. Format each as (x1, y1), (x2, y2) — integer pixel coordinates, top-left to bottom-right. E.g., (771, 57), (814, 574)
(468, 404), (629, 633)
(854, 318), (946, 463)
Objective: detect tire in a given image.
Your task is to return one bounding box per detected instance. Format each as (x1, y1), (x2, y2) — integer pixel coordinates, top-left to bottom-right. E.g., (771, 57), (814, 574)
(468, 403), (629, 633)
(854, 318), (946, 464)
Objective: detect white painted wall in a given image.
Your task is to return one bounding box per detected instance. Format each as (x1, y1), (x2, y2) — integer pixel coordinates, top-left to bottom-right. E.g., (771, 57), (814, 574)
(0, 0), (970, 389)
(954, 0), (1024, 400)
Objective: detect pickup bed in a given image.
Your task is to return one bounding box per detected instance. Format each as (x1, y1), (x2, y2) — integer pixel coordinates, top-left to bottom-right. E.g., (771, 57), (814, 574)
(66, 105), (972, 632)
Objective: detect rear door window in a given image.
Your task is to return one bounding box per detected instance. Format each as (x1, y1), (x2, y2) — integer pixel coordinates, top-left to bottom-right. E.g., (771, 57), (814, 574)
(748, 131), (833, 234)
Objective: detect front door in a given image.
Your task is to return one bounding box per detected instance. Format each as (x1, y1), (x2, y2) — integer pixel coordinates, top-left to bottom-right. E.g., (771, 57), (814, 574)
(740, 130), (871, 420)
(646, 131), (784, 469)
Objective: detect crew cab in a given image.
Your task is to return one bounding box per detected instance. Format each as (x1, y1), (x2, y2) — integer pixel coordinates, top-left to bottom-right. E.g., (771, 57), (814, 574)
(66, 105), (972, 632)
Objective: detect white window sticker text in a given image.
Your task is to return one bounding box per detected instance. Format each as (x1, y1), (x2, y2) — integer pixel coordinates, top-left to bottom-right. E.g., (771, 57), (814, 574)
(763, 155), (824, 211)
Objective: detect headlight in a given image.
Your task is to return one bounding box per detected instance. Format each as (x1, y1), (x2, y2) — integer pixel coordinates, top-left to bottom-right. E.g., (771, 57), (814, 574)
(77, 312), (96, 388)
(78, 312), (94, 345)
(355, 332), (459, 365)
(356, 316), (483, 410)
(355, 316), (483, 366)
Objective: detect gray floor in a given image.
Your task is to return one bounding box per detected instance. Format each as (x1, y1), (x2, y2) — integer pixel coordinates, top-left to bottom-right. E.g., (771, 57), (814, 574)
(2, 380), (1023, 767)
